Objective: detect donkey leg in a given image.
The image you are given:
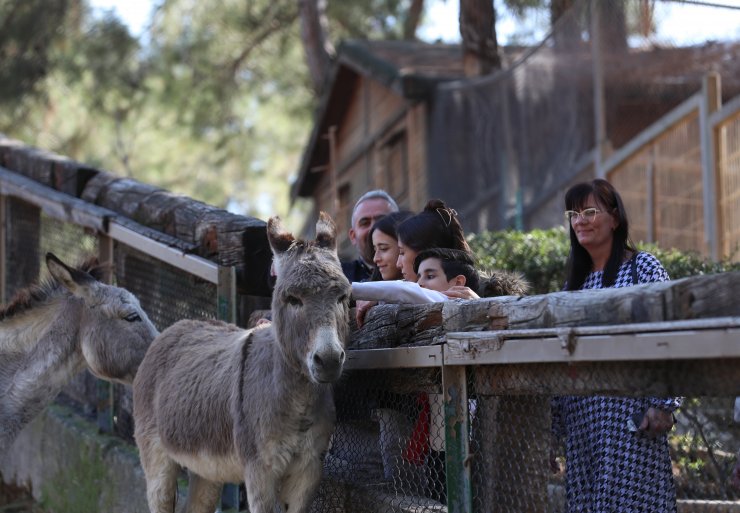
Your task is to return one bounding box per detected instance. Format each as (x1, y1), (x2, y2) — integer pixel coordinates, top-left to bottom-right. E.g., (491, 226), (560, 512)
(182, 472), (222, 513)
(279, 455), (323, 513)
(139, 437), (180, 513)
(244, 464), (279, 513)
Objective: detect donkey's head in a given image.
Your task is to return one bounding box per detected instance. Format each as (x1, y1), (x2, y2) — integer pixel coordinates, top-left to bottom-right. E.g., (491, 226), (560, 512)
(46, 253), (159, 384)
(267, 212), (350, 384)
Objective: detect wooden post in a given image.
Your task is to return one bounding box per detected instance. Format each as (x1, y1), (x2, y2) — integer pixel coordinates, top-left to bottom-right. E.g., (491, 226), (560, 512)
(647, 153), (655, 243)
(328, 125), (338, 218)
(0, 195), (5, 304)
(472, 394), (550, 513)
(5, 198), (41, 296)
(443, 365), (472, 513)
(700, 72), (721, 260)
(591, 0), (608, 179)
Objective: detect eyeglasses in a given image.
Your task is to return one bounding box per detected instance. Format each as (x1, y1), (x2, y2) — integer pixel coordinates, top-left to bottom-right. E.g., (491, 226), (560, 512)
(564, 208), (604, 223)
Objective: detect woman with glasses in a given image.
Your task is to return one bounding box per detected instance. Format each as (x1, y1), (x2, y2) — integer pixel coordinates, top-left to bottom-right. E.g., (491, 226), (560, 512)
(553, 179), (679, 512)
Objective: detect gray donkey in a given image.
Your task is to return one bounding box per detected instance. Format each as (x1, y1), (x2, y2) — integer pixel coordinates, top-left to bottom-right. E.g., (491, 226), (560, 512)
(133, 212), (351, 513)
(0, 253), (158, 453)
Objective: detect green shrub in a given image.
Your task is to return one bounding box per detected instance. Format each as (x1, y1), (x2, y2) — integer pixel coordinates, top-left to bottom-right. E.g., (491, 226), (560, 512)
(468, 229), (740, 294)
(468, 227), (569, 295)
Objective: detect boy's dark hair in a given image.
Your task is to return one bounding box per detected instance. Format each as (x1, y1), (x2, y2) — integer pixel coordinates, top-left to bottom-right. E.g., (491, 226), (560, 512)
(479, 269), (530, 297)
(414, 248), (479, 293)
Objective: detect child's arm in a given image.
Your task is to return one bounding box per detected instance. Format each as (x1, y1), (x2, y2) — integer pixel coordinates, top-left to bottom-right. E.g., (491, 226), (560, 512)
(352, 280), (449, 304)
(442, 286), (479, 300)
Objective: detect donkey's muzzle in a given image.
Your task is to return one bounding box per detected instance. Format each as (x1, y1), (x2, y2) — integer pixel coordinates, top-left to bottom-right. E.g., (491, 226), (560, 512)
(310, 327), (346, 383)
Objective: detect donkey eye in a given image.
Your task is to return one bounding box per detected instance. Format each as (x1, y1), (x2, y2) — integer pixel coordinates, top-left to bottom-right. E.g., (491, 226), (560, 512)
(124, 312), (141, 322)
(285, 295), (303, 307)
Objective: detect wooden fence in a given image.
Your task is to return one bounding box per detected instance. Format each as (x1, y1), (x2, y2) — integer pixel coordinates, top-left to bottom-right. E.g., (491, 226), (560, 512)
(603, 73), (740, 261)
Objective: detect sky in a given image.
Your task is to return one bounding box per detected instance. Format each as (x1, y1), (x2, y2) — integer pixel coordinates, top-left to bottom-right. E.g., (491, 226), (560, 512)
(89, 0), (740, 46)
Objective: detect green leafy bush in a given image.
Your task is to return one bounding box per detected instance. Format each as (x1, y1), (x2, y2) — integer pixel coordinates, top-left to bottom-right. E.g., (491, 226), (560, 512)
(468, 229), (740, 294)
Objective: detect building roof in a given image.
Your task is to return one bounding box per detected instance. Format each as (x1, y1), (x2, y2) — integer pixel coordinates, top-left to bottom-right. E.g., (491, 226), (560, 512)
(291, 39), (465, 201)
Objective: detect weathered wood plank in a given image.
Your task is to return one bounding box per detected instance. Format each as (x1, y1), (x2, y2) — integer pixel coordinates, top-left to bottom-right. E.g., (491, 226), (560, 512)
(0, 166), (112, 232)
(80, 169), (272, 296)
(351, 273), (740, 348)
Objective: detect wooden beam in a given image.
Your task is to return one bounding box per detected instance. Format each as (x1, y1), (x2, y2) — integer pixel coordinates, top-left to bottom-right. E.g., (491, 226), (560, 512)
(0, 166), (111, 232)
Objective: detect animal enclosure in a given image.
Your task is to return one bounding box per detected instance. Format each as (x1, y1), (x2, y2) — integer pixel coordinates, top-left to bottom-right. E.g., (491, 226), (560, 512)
(1, 149), (739, 512)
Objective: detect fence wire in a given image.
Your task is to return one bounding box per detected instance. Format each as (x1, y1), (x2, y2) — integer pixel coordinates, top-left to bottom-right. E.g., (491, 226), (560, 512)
(430, 0), (740, 261)
(313, 368), (447, 512)
(470, 363), (740, 513)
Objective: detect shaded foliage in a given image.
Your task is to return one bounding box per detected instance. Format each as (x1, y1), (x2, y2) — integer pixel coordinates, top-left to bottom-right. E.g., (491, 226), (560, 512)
(469, 228), (740, 294)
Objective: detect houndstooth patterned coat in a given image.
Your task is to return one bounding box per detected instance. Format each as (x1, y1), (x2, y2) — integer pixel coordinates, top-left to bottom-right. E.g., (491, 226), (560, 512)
(552, 251), (680, 513)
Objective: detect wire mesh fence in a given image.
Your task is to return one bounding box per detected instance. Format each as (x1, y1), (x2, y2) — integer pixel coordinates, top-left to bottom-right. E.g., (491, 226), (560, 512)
(2, 194), (740, 512)
(2, 199), (222, 441)
(314, 368), (448, 512)
(430, 0), (740, 260)
(469, 360), (740, 513)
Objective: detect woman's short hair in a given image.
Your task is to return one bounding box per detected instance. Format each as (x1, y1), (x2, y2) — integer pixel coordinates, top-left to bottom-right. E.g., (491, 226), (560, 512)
(397, 199), (471, 254)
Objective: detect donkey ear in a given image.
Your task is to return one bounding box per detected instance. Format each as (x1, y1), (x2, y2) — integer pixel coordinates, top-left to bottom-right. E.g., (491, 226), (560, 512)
(315, 211), (337, 250)
(267, 216), (294, 255)
(46, 253), (97, 297)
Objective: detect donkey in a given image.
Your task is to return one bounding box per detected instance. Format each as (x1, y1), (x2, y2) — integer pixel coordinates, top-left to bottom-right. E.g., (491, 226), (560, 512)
(0, 253), (158, 453)
(133, 212), (351, 513)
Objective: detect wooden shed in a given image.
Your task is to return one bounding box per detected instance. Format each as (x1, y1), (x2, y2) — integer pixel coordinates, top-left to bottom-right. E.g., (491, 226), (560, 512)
(290, 40), (465, 258)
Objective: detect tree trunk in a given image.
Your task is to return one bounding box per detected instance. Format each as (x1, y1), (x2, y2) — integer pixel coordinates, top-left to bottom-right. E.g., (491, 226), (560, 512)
(298, 0), (334, 94)
(550, 0), (580, 51)
(597, 0), (627, 54)
(403, 0), (425, 40)
(459, 0), (500, 76)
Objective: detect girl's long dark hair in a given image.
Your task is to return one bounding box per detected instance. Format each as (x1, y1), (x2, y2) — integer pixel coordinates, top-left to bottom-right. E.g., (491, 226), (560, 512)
(396, 199), (471, 254)
(564, 179), (637, 290)
(366, 210), (413, 281)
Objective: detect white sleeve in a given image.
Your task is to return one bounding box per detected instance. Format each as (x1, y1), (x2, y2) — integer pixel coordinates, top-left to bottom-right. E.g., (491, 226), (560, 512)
(351, 280), (449, 304)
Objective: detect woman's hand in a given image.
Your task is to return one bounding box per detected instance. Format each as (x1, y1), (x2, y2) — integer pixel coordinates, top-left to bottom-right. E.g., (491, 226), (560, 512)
(639, 407), (675, 437)
(443, 286), (479, 300)
(355, 300), (377, 328)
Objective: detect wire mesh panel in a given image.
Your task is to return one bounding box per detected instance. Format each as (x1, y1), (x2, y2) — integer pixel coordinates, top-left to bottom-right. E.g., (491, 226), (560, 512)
(470, 361), (740, 513)
(313, 368), (447, 512)
(114, 243), (218, 332)
(38, 213), (101, 419)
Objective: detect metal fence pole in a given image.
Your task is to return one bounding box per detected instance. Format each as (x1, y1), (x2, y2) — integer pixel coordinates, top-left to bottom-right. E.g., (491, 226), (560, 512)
(700, 72), (722, 260)
(443, 364), (472, 513)
(96, 234), (115, 433)
(217, 265), (242, 512)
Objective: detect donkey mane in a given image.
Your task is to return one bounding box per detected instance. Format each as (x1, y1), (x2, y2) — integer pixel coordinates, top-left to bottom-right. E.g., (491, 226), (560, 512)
(0, 256), (104, 322)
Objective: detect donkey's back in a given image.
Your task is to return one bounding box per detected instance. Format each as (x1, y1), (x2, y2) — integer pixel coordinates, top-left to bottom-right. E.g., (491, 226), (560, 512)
(134, 319), (245, 470)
